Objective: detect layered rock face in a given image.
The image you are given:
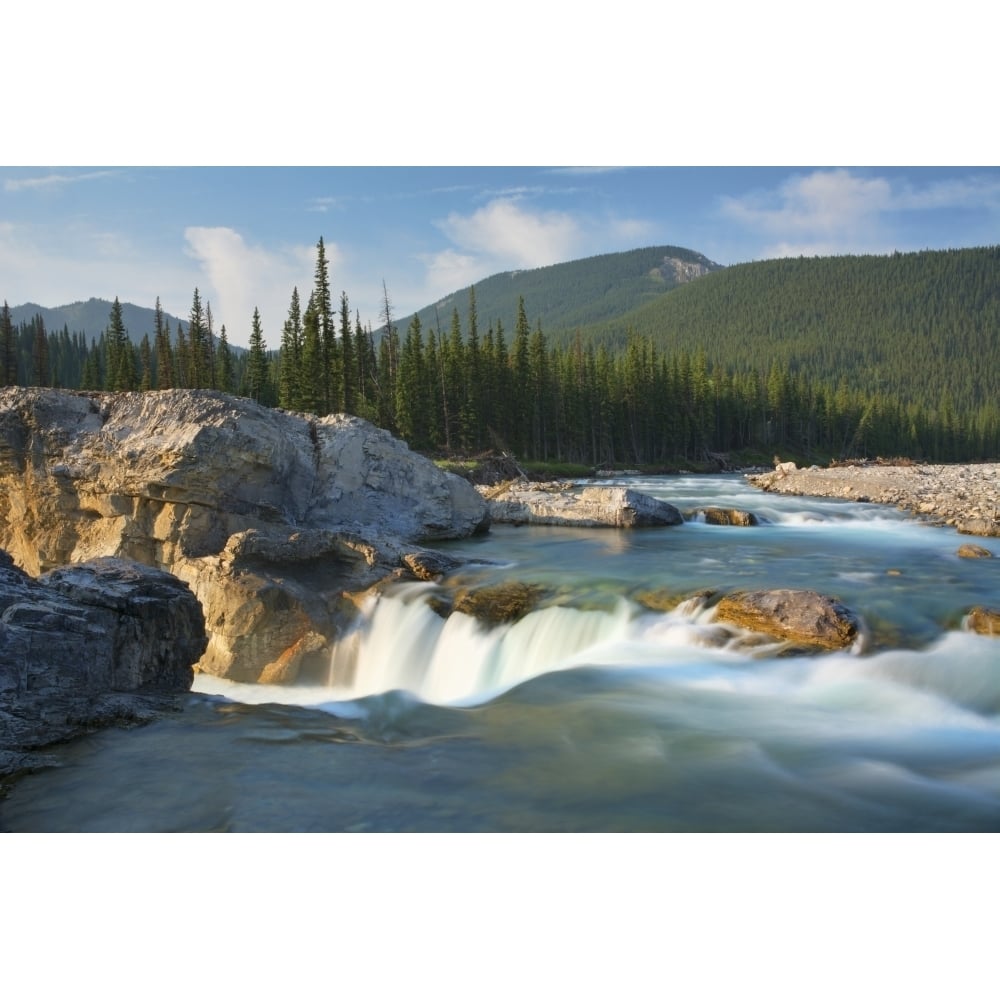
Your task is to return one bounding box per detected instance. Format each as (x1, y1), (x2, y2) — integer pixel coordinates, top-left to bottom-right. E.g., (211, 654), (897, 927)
(0, 388), (488, 683)
(1, 551), (206, 776)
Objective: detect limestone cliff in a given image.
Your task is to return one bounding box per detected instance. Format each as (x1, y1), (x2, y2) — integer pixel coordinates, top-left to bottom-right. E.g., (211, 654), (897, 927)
(0, 388), (489, 683)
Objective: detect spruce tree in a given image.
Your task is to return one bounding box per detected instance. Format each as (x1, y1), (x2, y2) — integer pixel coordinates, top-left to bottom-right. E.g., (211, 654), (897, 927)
(217, 324), (235, 395)
(1, 301), (14, 386)
(246, 307), (269, 403)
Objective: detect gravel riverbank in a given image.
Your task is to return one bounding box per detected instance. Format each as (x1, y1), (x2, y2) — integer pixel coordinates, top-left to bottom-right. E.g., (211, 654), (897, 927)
(747, 462), (1000, 538)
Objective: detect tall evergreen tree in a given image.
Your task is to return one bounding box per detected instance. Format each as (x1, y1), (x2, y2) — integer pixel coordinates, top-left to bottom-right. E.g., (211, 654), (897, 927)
(278, 287), (303, 410)
(245, 307), (269, 403)
(217, 324), (235, 394)
(105, 297), (134, 390)
(187, 288), (207, 388)
(1, 301), (15, 386)
(313, 237), (336, 413)
(340, 291), (355, 415)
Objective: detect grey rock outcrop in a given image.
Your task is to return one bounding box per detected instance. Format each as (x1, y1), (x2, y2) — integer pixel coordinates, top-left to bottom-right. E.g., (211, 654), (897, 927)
(0, 388), (488, 683)
(713, 589), (865, 651)
(483, 483), (683, 528)
(1, 550), (206, 777)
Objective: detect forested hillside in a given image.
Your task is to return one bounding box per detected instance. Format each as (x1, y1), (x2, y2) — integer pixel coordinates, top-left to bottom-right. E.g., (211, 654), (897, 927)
(4, 242), (999, 467)
(406, 245), (721, 336)
(8, 298), (188, 347)
(570, 247), (1000, 416)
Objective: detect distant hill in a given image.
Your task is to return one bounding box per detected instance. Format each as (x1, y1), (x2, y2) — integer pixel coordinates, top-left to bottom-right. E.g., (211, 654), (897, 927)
(8, 298), (188, 345)
(396, 245), (722, 334)
(569, 246), (1000, 413)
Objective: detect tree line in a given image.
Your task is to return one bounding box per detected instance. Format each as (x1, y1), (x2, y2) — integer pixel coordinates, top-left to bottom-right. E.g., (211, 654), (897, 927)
(4, 238), (999, 466)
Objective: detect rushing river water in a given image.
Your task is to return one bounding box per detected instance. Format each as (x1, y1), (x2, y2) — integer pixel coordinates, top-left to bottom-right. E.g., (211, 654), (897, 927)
(3, 474), (1000, 832)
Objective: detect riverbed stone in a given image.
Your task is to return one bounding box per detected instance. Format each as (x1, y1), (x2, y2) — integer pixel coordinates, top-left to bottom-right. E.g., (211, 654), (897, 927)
(713, 589), (864, 651)
(696, 507), (760, 526)
(957, 543), (993, 559)
(967, 606), (1000, 636)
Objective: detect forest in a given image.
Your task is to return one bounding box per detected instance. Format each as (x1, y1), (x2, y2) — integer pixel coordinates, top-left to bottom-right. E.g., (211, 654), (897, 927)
(3, 240), (999, 468)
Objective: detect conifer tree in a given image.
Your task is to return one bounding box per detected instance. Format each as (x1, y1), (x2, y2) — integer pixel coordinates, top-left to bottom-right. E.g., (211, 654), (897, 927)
(246, 307), (269, 403)
(278, 287), (303, 410)
(217, 324), (235, 394)
(31, 315), (50, 387)
(105, 298), (134, 390)
(340, 291), (355, 414)
(187, 288), (207, 388)
(139, 335), (153, 391)
(1, 301), (15, 386)
(313, 237), (336, 413)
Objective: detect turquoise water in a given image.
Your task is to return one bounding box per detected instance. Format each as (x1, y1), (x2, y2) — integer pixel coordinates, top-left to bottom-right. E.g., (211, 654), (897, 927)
(3, 475), (999, 832)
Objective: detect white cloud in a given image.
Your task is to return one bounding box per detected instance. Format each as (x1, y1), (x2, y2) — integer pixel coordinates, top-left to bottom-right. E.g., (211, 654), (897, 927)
(408, 195), (659, 315)
(719, 168), (1000, 259)
(437, 198), (582, 270)
(183, 227), (321, 344)
(4, 170), (118, 193)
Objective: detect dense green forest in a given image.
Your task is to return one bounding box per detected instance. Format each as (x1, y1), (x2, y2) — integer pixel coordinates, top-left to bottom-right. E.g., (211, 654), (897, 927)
(572, 248), (1000, 415)
(3, 241), (999, 466)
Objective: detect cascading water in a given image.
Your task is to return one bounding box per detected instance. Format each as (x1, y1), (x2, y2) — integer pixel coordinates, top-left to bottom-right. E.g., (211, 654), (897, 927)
(5, 474), (1000, 832)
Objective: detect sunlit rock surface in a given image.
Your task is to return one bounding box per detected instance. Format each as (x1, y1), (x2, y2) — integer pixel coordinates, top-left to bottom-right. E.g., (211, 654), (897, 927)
(481, 482), (683, 527)
(0, 388), (488, 682)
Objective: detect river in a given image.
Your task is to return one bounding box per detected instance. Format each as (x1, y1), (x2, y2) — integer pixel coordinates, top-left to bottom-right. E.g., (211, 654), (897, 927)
(3, 474), (999, 832)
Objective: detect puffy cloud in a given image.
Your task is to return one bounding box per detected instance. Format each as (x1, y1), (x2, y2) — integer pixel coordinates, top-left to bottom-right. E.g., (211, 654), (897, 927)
(720, 169), (892, 255)
(183, 227), (320, 342)
(719, 168), (1000, 259)
(437, 197), (582, 270)
(421, 195), (654, 302)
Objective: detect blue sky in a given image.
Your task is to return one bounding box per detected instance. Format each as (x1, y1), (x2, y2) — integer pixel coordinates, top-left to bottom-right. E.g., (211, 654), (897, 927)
(4, 5), (996, 347)
(3, 165), (998, 346)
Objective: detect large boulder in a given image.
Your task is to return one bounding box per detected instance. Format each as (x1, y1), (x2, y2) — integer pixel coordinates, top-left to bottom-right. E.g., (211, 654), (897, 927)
(714, 589), (865, 651)
(0, 388), (489, 682)
(0, 550), (206, 777)
(484, 483), (683, 527)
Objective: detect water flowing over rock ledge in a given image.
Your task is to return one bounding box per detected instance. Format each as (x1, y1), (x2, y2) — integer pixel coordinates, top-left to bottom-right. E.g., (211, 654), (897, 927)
(748, 462), (1000, 537)
(0, 388), (488, 684)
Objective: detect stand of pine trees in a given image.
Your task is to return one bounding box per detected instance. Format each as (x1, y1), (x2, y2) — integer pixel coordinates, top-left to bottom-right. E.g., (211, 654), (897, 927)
(4, 240), (1000, 465)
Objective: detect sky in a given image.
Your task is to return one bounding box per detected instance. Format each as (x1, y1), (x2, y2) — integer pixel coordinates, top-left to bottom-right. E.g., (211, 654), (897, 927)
(6, 4), (998, 347)
(3, 164), (999, 347)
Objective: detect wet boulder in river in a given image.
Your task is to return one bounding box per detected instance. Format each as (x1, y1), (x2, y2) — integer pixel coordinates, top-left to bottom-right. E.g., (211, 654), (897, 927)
(714, 589), (865, 651)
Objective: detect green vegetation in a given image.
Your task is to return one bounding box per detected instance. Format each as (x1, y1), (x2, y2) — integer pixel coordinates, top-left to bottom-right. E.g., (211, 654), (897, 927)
(3, 243), (999, 466)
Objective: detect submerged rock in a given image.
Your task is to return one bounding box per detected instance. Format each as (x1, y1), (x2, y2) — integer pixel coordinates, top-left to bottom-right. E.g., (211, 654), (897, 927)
(957, 543), (993, 559)
(448, 581), (549, 625)
(0, 387), (488, 682)
(714, 589), (864, 651)
(0, 550), (206, 777)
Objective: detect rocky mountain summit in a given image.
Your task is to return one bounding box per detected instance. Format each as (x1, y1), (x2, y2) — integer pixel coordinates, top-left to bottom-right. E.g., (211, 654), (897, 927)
(0, 388), (488, 683)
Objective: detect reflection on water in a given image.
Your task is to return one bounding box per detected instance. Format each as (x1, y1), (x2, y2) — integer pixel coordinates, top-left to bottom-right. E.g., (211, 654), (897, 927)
(3, 475), (999, 832)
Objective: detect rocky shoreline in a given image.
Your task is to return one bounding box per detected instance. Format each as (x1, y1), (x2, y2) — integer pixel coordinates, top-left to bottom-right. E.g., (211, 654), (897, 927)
(747, 462), (1000, 537)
